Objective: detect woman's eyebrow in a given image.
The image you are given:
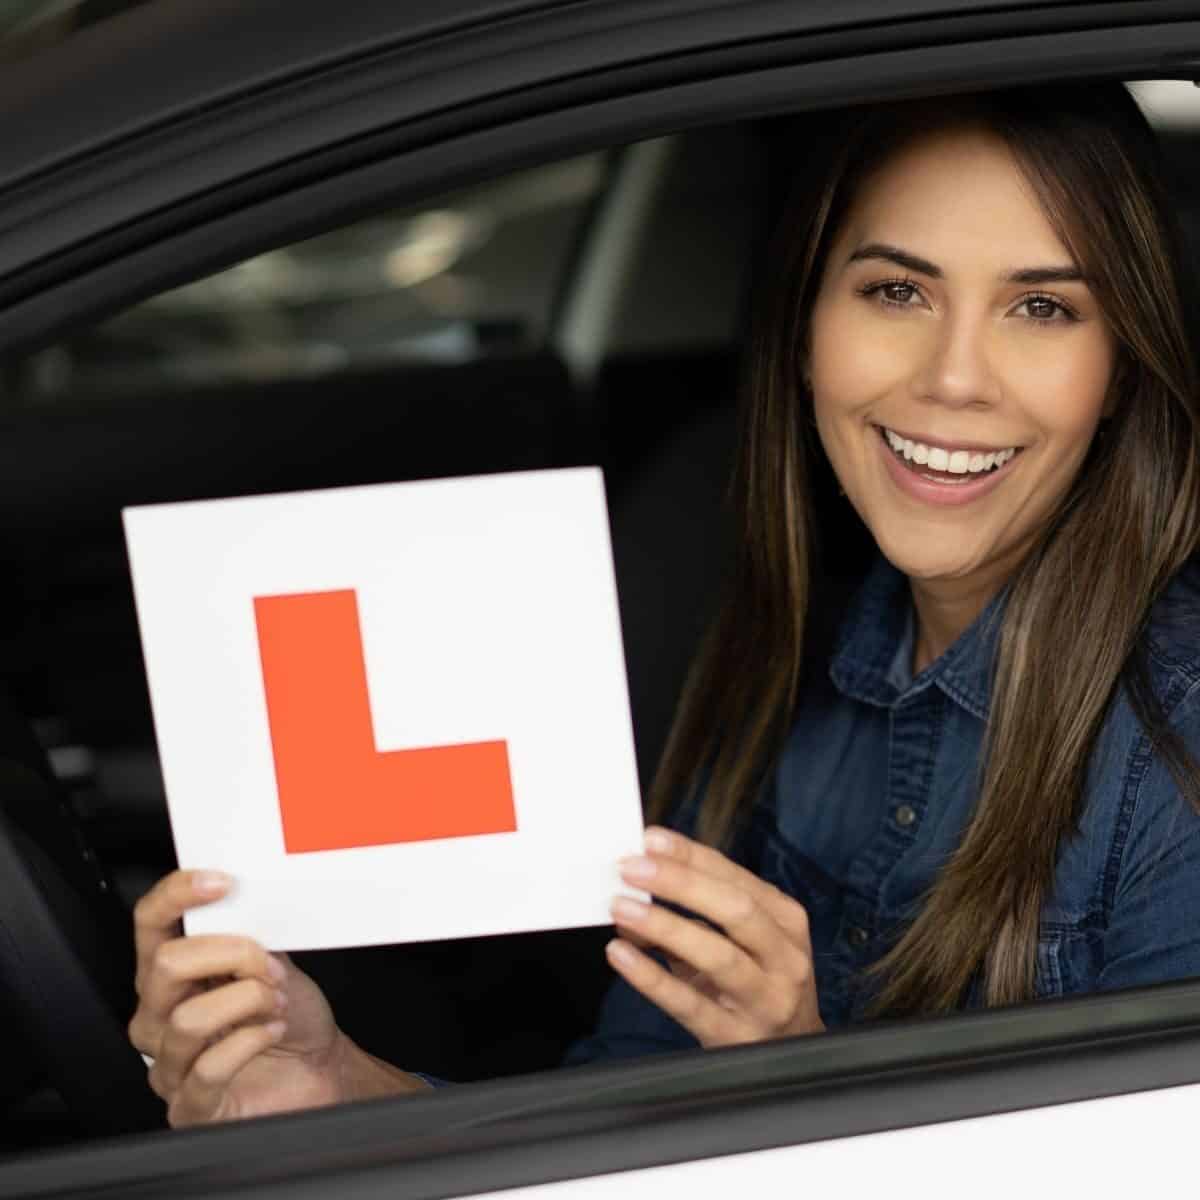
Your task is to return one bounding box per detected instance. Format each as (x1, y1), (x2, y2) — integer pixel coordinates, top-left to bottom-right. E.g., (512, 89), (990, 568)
(846, 243), (1086, 286)
(1005, 265), (1086, 285)
(846, 243), (940, 277)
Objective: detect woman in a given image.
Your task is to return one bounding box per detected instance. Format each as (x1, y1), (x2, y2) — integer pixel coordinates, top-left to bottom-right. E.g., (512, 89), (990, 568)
(129, 80), (1200, 1123)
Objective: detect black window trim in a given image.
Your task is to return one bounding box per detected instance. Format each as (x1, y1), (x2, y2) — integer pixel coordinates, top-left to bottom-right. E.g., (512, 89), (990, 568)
(7, 981), (1200, 1199)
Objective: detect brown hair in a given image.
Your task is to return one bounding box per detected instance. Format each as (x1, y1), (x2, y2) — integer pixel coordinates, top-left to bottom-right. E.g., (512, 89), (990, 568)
(649, 83), (1200, 1014)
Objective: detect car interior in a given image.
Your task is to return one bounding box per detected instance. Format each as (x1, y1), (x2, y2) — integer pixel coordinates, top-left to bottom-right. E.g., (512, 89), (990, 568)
(1, 79), (1198, 1156)
(0, 118), (769, 1151)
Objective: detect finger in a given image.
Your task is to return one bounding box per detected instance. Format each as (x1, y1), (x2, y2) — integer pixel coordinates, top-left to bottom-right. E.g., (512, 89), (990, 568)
(168, 1021), (287, 1126)
(619, 853), (796, 973)
(605, 938), (745, 1047)
(139, 935), (286, 1046)
(643, 828), (812, 948)
(666, 958), (724, 1003)
(133, 870), (233, 987)
(611, 925), (656, 953)
(155, 977), (288, 1097)
(611, 894), (769, 1011)
(610, 928), (715, 994)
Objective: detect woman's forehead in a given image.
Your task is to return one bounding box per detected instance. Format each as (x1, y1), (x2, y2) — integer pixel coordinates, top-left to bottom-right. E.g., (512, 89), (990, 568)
(833, 125), (1077, 275)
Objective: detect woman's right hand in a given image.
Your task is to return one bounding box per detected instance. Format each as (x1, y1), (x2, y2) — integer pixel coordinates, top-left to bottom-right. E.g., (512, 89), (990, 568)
(128, 869), (347, 1127)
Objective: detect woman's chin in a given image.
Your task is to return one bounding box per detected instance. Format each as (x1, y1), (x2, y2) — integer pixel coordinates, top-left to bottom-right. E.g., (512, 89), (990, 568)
(874, 540), (986, 585)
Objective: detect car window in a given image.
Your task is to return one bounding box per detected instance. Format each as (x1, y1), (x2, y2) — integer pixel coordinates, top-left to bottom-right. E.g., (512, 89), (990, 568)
(0, 123), (758, 1157)
(3, 153), (609, 405)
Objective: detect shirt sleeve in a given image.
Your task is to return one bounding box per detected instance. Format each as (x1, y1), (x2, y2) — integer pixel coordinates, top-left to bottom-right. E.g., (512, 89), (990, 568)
(1097, 677), (1200, 993)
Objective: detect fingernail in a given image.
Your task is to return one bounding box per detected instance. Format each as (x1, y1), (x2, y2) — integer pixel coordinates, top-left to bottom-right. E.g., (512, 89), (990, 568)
(275, 989), (289, 1012)
(267, 956), (287, 983)
(644, 828), (674, 854)
(620, 855), (657, 882)
(194, 871), (232, 895)
(265, 1020), (287, 1040)
(611, 896), (649, 924)
(606, 939), (638, 968)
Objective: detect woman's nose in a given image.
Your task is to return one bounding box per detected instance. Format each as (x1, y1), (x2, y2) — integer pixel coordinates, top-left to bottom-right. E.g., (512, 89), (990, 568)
(913, 313), (999, 410)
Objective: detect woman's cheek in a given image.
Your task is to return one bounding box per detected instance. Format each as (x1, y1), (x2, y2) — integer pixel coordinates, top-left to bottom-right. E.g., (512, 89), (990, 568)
(811, 304), (917, 416)
(995, 337), (1112, 483)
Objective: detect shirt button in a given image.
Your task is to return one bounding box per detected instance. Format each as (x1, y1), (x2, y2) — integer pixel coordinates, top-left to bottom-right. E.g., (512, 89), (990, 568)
(847, 925), (870, 947)
(895, 804), (917, 828)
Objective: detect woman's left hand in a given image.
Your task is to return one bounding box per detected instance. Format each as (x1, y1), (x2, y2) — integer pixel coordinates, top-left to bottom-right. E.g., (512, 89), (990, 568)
(608, 826), (825, 1046)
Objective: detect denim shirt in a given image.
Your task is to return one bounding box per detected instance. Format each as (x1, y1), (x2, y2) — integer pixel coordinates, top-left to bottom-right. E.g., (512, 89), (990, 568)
(565, 553), (1200, 1065)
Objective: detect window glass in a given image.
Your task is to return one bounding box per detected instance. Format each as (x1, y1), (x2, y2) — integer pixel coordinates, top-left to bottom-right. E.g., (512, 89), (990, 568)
(6, 153), (609, 404)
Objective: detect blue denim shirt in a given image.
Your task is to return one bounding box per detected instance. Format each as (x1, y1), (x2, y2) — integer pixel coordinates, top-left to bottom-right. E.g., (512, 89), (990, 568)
(565, 553), (1200, 1064)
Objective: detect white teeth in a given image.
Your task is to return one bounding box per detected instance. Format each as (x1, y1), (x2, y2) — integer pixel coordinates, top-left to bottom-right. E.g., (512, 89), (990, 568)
(882, 427), (1017, 475)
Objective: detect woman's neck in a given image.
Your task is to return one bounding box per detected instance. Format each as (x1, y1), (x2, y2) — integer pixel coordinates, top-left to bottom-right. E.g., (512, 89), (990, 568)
(909, 573), (1002, 675)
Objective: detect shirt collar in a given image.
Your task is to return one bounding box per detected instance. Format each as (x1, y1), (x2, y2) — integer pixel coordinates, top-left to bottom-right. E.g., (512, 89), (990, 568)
(828, 554), (1006, 720)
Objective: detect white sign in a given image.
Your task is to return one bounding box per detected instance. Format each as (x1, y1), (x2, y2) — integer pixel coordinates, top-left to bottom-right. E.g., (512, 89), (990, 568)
(123, 468), (645, 950)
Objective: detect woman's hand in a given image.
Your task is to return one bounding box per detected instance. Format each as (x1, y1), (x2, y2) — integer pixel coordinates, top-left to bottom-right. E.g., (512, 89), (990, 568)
(607, 827), (824, 1046)
(128, 869), (347, 1126)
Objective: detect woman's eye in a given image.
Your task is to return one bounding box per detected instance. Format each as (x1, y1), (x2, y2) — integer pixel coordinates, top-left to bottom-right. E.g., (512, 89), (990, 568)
(1015, 294), (1075, 323)
(882, 282), (918, 304)
(862, 280), (922, 307)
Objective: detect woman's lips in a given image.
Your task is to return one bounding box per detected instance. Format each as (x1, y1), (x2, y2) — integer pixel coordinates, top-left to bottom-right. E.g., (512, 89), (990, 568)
(876, 425), (1022, 507)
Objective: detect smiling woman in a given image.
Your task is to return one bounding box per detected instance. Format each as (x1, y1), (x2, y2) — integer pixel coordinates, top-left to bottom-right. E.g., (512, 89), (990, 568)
(809, 122), (1119, 667)
(126, 80), (1200, 1123)
(634, 80), (1200, 1034)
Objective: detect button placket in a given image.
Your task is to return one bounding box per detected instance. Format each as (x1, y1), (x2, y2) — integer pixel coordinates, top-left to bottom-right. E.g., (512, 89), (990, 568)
(836, 692), (941, 964)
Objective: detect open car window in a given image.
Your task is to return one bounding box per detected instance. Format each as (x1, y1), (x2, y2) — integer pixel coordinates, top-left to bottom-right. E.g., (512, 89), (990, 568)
(0, 115), (759, 1148)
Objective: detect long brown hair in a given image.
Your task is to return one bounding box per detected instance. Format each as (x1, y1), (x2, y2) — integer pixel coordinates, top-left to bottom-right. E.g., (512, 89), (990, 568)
(649, 83), (1200, 1014)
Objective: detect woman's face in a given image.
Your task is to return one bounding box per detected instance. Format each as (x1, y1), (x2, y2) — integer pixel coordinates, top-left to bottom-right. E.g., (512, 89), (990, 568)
(808, 124), (1118, 592)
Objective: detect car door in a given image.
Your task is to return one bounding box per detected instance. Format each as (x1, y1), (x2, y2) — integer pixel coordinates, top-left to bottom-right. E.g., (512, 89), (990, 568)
(3, 0), (1200, 1196)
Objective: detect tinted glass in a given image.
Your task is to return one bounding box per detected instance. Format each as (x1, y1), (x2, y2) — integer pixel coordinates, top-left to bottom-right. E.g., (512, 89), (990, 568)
(4, 154), (608, 405)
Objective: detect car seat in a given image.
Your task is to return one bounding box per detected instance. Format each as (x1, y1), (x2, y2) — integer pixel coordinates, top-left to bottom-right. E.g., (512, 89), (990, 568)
(0, 687), (165, 1139)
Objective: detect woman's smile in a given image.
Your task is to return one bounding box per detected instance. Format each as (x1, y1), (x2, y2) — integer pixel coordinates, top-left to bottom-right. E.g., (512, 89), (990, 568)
(874, 422), (1025, 506)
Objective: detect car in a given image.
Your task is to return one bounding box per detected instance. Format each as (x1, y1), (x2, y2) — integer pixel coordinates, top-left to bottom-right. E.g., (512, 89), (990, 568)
(2, 0), (1200, 1196)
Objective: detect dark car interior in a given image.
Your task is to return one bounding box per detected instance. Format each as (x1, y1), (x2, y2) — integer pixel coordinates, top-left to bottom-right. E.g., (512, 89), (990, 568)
(0, 80), (1197, 1156)
(0, 119), (782, 1151)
